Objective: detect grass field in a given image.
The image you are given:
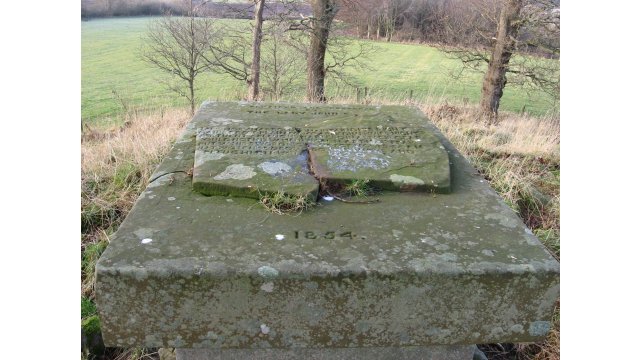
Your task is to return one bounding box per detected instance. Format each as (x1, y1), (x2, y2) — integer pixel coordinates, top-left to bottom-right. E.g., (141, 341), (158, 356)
(82, 17), (558, 122)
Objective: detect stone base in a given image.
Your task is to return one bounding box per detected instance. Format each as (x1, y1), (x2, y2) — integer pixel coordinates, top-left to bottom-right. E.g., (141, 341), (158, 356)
(176, 345), (477, 360)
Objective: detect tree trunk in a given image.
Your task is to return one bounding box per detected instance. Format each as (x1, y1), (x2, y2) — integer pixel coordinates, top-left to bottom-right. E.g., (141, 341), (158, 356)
(307, 0), (338, 102)
(480, 0), (523, 120)
(248, 0), (265, 101)
(189, 78), (195, 115)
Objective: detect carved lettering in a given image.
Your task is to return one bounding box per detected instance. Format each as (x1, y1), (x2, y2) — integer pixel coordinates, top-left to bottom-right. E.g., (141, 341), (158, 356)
(196, 127), (428, 155)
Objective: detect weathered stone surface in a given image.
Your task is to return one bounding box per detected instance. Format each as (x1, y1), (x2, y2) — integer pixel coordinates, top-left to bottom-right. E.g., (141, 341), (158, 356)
(193, 126), (318, 201)
(176, 345), (476, 360)
(191, 102), (450, 200)
(305, 126), (450, 192)
(95, 101), (559, 350)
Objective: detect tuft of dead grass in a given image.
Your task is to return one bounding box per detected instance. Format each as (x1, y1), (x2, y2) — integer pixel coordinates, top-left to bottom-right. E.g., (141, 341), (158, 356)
(82, 108), (191, 178)
(259, 190), (314, 215)
(423, 102), (559, 160)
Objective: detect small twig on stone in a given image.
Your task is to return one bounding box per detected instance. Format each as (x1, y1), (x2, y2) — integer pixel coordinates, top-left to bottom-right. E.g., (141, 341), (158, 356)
(148, 170), (190, 184)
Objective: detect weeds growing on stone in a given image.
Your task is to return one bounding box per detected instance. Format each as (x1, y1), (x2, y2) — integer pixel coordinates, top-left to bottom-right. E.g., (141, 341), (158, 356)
(343, 179), (374, 197)
(259, 190), (314, 215)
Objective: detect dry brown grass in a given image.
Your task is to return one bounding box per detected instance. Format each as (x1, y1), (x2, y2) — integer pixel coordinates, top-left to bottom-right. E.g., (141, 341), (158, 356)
(422, 102), (559, 160)
(82, 108), (191, 178)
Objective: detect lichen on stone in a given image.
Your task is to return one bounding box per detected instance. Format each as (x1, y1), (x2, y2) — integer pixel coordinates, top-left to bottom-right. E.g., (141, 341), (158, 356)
(213, 164), (256, 180)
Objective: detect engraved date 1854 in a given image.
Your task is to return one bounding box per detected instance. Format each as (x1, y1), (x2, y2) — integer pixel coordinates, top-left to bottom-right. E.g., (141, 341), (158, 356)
(294, 231), (355, 240)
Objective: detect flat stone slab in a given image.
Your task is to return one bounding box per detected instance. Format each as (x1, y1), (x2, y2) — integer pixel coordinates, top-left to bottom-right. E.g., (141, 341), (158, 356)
(95, 101), (559, 350)
(191, 103), (450, 200)
(176, 345), (476, 360)
(194, 127), (318, 201)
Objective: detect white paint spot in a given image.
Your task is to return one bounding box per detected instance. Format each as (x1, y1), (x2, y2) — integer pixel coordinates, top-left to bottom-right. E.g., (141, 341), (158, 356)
(275, 234), (285, 241)
(390, 174), (425, 185)
(260, 324), (270, 335)
(167, 197), (176, 201)
(214, 164), (256, 180)
(260, 282), (275, 292)
(439, 145), (445, 149)
(329, 130), (336, 135)
(148, 194), (156, 199)
(414, 139), (422, 142)
(420, 236), (437, 246)
(258, 161), (292, 176)
(141, 238), (153, 244)
(322, 196), (334, 201)
(176, 207), (180, 209)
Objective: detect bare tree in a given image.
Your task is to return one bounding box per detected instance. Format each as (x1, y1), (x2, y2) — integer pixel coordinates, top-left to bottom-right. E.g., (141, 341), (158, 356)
(201, 0), (266, 101)
(305, 0), (340, 102)
(260, 23), (307, 101)
(442, 0), (559, 120)
(286, 0), (379, 102)
(141, 1), (216, 114)
(248, 0), (266, 100)
(204, 23), (252, 87)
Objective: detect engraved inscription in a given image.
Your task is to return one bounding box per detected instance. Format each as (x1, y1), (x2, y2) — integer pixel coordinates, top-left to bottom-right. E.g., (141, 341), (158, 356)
(197, 128), (302, 155)
(293, 231), (355, 240)
(302, 128), (426, 153)
(196, 127), (428, 156)
(242, 104), (378, 116)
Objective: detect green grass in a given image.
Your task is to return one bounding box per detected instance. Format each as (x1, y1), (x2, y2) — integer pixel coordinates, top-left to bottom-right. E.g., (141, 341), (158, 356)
(82, 17), (558, 122)
(82, 17), (245, 123)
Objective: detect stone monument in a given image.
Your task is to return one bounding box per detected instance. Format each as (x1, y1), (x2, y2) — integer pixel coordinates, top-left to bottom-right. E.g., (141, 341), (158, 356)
(95, 102), (559, 360)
